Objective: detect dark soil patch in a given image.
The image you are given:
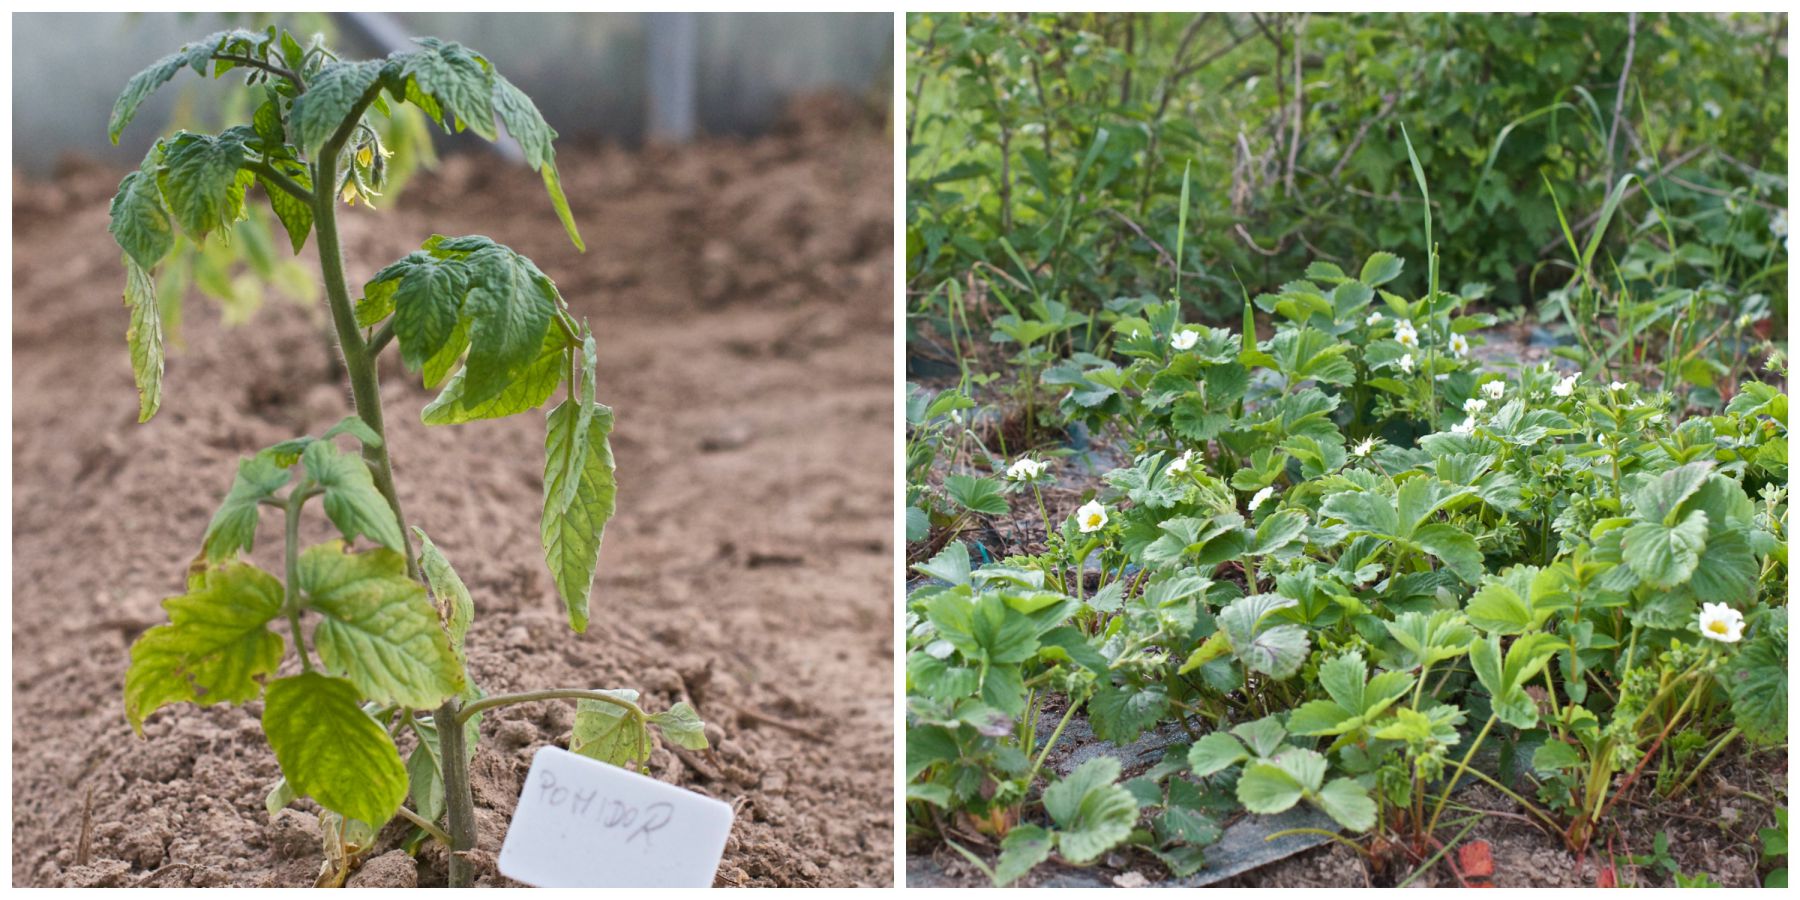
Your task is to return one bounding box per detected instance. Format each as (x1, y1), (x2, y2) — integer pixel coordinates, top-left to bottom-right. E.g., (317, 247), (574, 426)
(14, 96), (894, 887)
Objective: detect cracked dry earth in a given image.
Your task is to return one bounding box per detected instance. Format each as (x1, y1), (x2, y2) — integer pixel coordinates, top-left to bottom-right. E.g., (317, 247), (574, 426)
(13, 98), (895, 887)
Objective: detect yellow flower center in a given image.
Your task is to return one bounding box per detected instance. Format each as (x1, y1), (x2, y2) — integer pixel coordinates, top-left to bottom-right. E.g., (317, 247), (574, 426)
(1086, 514), (1103, 528)
(1707, 620), (1730, 635)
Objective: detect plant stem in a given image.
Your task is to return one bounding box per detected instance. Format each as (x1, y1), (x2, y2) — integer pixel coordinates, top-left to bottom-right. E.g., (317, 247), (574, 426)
(243, 160), (315, 205)
(395, 805), (453, 846)
(1022, 695), (1084, 791)
(1671, 727), (1739, 797)
(456, 688), (645, 725)
(1425, 712), (1495, 837)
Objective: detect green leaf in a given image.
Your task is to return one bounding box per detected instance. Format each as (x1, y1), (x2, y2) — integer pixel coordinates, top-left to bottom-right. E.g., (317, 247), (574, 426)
(1728, 621), (1786, 745)
(1249, 508), (1308, 556)
(299, 542), (464, 709)
(541, 400), (617, 632)
(1621, 511), (1709, 588)
(405, 740), (445, 823)
(459, 244), (558, 405)
(1531, 740), (1583, 774)
(399, 39), (497, 140)
(124, 562), (287, 733)
(200, 453), (291, 562)
(1470, 633), (1560, 729)
(413, 527), (473, 663)
(258, 162), (314, 254)
(648, 702), (709, 750)
(1314, 778), (1376, 831)
(262, 672), (408, 826)
(290, 60), (384, 159)
(1359, 252), (1404, 287)
(995, 824), (1053, 887)
(421, 320), (566, 424)
(110, 157), (175, 270)
(302, 441), (406, 553)
(1466, 565), (1550, 634)
(1231, 716), (1289, 757)
(1236, 760), (1306, 814)
(491, 73), (585, 252)
(110, 50), (189, 143)
(540, 163), (585, 252)
(382, 253), (471, 372)
(1631, 461), (1713, 526)
(157, 131), (250, 241)
(1321, 489), (1400, 539)
(1217, 593), (1311, 679)
(1042, 757), (1138, 864)
(122, 257), (166, 423)
(1383, 610), (1472, 669)
(944, 474), (1009, 515)
(911, 541), (972, 586)
(1188, 732), (1249, 777)
(570, 690), (652, 769)
(1413, 524), (1484, 583)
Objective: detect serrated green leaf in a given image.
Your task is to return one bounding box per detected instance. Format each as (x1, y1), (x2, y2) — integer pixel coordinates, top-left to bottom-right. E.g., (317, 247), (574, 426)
(1466, 565), (1549, 634)
(422, 321), (565, 425)
(299, 542), (464, 709)
(1621, 511), (1709, 588)
(265, 777), (297, 819)
(1043, 757), (1137, 864)
(541, 163), (585, 252)
(1236, 759), (1306, 814)
(262, 672), (407, 826)
(124, 562), (287, 733)
(122, 257), (166, 423)
(542, 400), (617, 632)
(571, 689), (652, 769)
(290, 60), (384, 159)
(400, 38), (497, 140)
(1413, 523), (1484, 583)
(1360, 252), (1404, 286)
(301, 440), (406, 552)
(1188, 732), (1249, 777)
(201, 453), (291, 562)
(379, 253), (470, 372)
(156, 131), (250, 241)
(110, 157), (175, 270)
(995, 824), (1053, 886)
(1728, 622), (1786, 744)
(943, 474), (1009, 515)
(258, 162), (313, 254)
(110, 50), (189, 143)
(648, 702), (709, 750)
(412, 527), (472, 663)
(1314, 777), (1375, 831)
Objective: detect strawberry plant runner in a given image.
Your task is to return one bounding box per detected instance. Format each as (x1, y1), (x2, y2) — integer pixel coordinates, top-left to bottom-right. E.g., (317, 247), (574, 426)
(108, 28), (706, 887)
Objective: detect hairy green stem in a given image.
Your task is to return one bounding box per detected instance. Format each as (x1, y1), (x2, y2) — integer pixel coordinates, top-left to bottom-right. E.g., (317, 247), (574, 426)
(243, 159), (314, 206)
(395, 805), (453, 846)
(1022, 695), (1083, 791)
(1425, 712), (1495, 837)
(456, 688), (644, 725)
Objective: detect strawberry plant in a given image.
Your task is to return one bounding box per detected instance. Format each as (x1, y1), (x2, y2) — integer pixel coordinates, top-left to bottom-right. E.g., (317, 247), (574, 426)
(108, 27), (705, 886)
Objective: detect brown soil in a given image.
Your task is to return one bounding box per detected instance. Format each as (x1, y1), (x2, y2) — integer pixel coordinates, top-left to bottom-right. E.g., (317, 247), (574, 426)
(13, 96), (895, 887)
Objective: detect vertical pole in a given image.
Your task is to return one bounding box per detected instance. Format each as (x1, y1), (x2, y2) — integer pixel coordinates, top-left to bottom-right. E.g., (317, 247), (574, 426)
(645, 12), (698, 143)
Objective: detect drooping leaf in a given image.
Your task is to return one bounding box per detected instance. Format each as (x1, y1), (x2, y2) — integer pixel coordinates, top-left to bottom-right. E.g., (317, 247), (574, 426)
(124, 562), (287, 733)
(109, 50), (190, 143)
(1314, 778), (1376, 831)
(122, 257), (166, 423)
(541, 400), (617, 632)
(413, 527), (473, 663)
(200, 453), (292, 561)
(110, 155), (175, 270)
(492, 73), (585, 251)
(422, 312), (567, 424)
(262, 672), (408, 826)
(995, 824), (1054, 887)
(298, 542), (464, 709)
(156, 131), (250, 241)
(301, 441), (406, 553)
(257, 161), (314, 254)
(398, 38), (497, 140)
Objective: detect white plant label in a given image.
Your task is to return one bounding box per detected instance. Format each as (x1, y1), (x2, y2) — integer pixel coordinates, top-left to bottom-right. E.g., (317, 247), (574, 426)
(498, 746), (734, 887)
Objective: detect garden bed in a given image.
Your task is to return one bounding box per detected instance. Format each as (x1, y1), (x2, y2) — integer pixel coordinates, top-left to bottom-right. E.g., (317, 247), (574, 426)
(13, 96), (894, 887)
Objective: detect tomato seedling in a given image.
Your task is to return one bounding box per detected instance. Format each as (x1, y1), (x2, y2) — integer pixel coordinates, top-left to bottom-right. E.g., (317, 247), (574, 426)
(108, 28), (707, 886)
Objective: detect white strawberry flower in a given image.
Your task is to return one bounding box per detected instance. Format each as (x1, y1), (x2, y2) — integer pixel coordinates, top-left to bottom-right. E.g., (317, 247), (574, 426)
(1609, 380), (1629, 391)
(1076, 500), (1109, 533)
(1451, 417), (1476, 435)
(1398, 353), (1415, 374)
(1007, 458), (1047, 482)
(1697, 602), (1745, 643)
(1365, 310), (1385, 326)
(1449, 333), (1470, 357)
(1394, 320), (1419, 348)
(1166, 449), (1194, 475)
(1481, 381), (1505, 400)
(1172, 329), (1199, 351)
(1351, 436), (1379, 458)
(1463, 397), (1488, 415)
(1247, 486), (1275, 512)
(1552, 373), (1580, 398)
